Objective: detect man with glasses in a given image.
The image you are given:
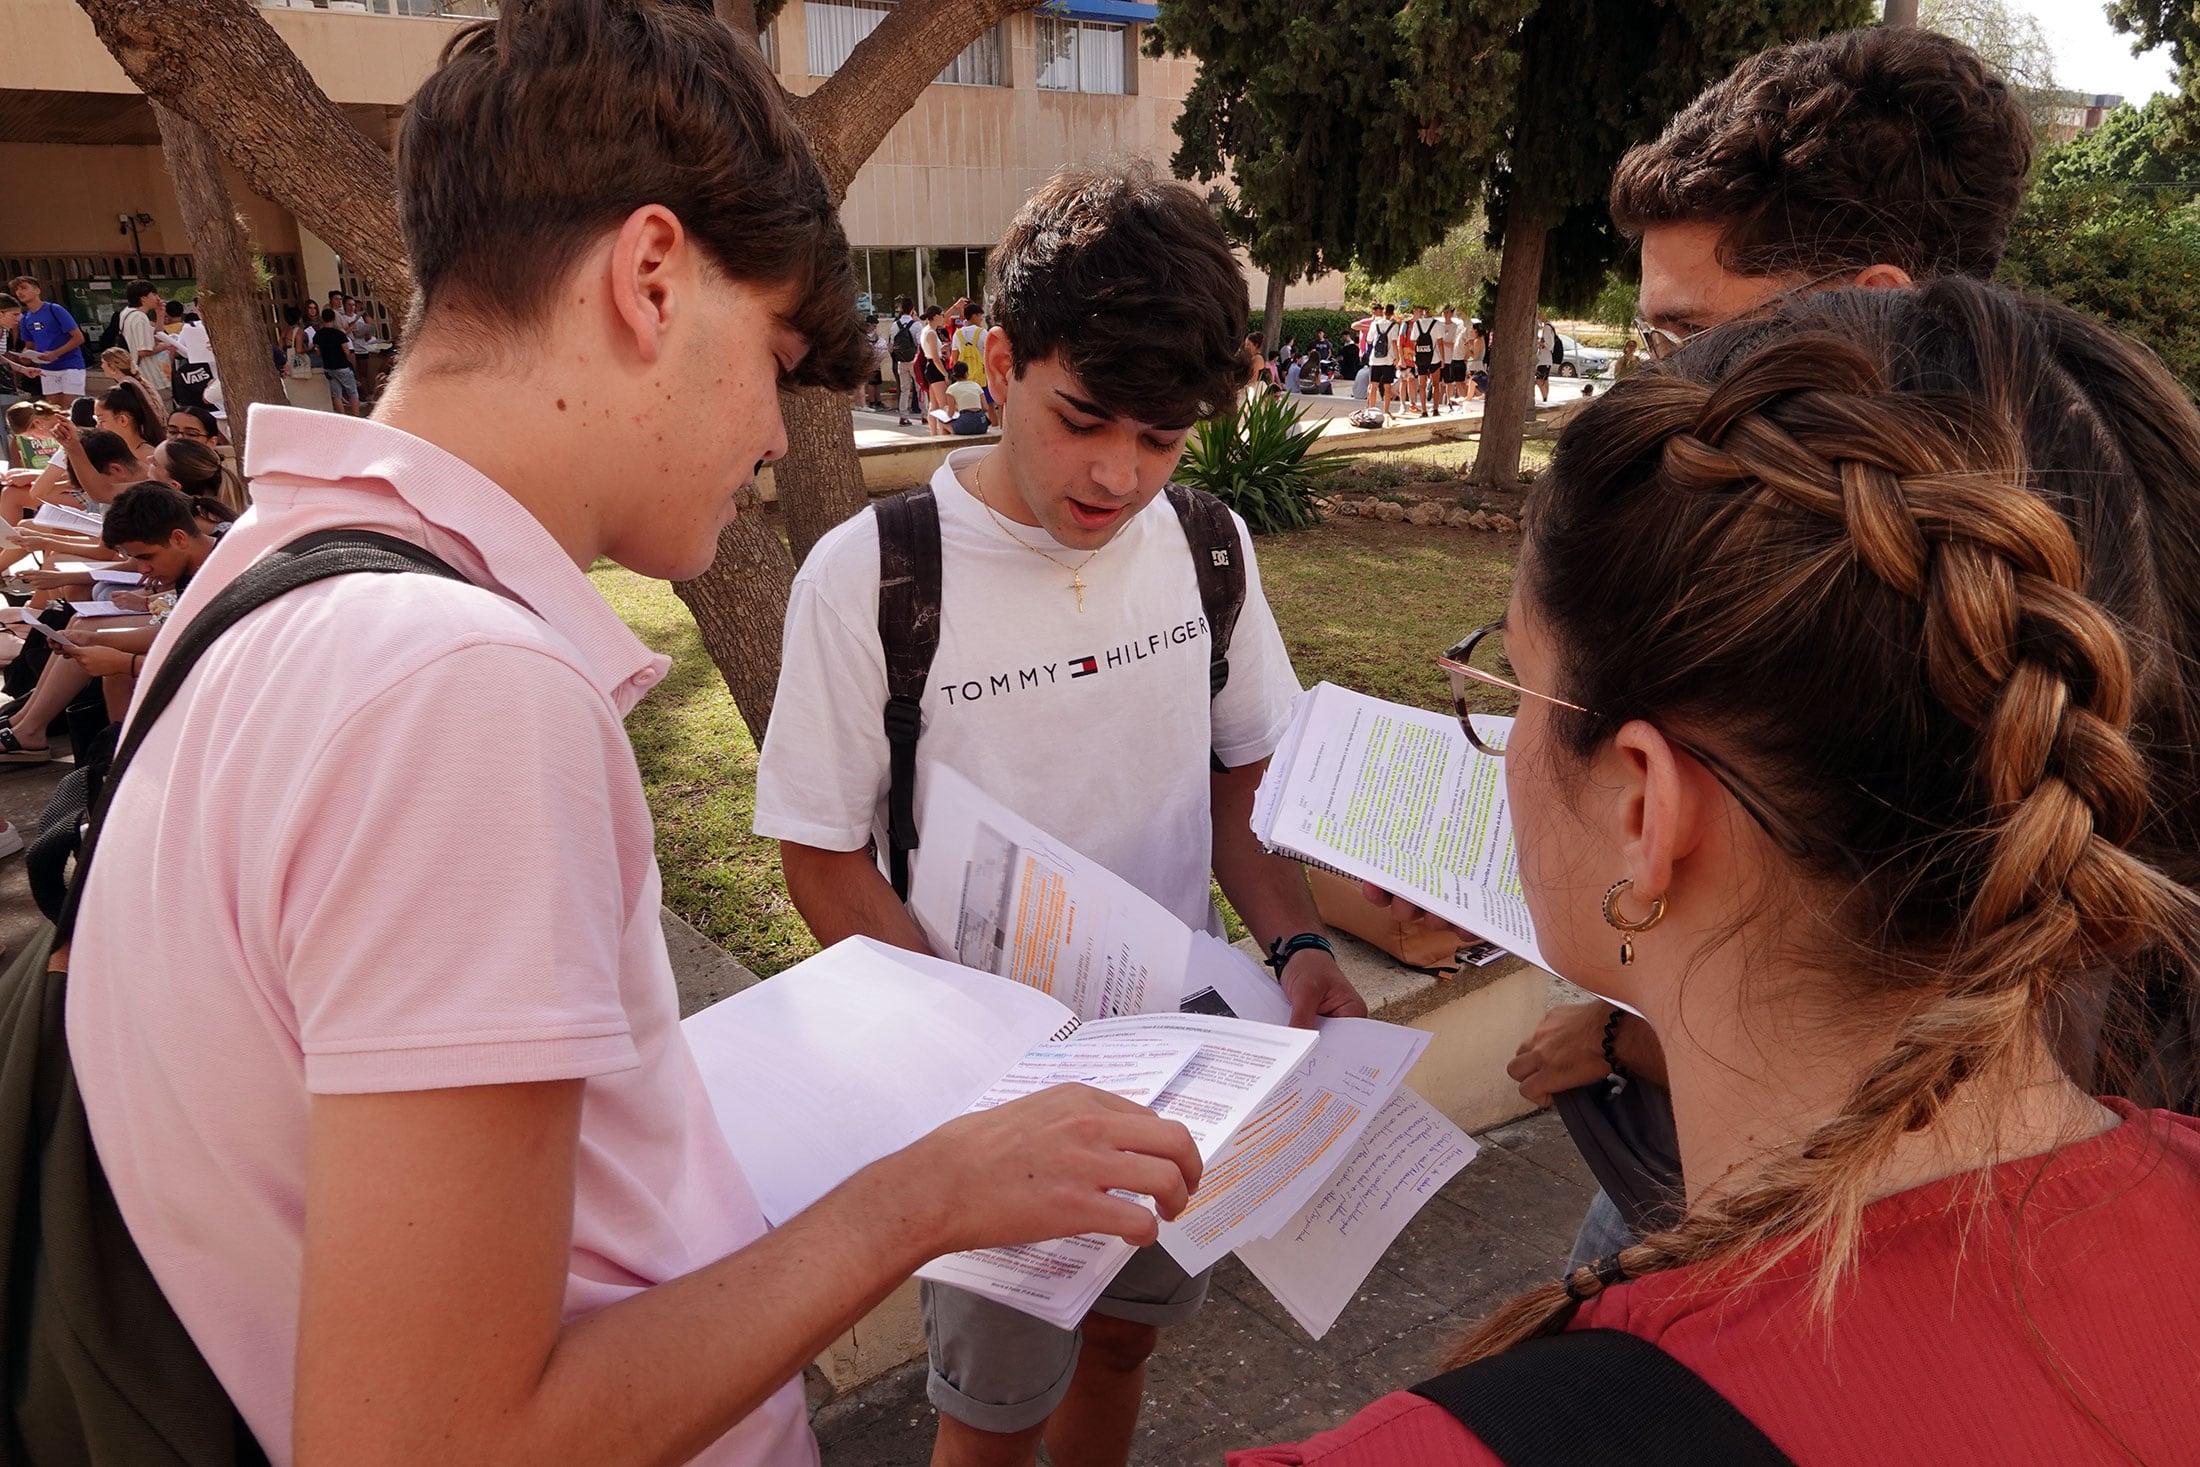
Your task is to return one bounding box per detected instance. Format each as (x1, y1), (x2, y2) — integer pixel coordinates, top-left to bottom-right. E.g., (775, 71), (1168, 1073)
(1406, 26), (2039, 1268)
(1614, 27), (2031, 368)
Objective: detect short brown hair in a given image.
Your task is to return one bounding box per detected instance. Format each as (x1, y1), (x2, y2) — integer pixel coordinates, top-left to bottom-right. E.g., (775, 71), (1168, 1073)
(1610, 28), (2033, 280)
(988, 160), (1249, 427)
(400, 0), (865, 388)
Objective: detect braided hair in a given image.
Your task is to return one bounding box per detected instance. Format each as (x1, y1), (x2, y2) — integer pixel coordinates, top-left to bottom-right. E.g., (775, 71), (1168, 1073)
(1450, 277), (2200, 1363)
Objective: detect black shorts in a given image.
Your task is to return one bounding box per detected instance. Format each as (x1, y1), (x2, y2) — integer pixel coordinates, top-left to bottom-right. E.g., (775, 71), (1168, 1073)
(1444, 361), (1467, 383)
(1535, 364), (1552, 379)
(1369, 364), (1397, 385)
(1414, 351), (1435, 374)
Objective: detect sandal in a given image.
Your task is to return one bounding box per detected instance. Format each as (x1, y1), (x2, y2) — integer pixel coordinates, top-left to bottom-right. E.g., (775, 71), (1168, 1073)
(0, 723), (48, 764)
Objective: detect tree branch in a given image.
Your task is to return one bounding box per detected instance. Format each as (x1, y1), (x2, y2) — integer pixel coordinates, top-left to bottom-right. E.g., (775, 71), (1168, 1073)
(75, 0), (415, 318)
(713, 0), (759, 37)
(795, 0), (1041, 196)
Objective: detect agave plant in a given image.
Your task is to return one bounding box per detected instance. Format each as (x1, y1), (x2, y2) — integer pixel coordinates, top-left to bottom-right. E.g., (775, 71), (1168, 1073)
(1175, 391), (1336, 534)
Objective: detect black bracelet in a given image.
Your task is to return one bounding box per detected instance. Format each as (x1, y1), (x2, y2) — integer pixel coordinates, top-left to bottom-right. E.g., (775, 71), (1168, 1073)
(1601, 1007), (1632, 1093)
(1266, 931), (1334, 976)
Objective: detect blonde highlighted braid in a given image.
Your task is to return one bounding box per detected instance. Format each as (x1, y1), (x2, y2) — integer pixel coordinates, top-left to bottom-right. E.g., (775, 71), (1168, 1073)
(1450, 279), (2200, 1367)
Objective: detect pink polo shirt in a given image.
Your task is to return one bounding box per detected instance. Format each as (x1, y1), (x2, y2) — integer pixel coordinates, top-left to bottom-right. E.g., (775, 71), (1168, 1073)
(66, 405), (814, 1466)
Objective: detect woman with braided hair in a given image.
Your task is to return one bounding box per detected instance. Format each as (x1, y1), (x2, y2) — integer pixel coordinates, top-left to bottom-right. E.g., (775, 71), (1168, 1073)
(1233, 277), (2200, 1465)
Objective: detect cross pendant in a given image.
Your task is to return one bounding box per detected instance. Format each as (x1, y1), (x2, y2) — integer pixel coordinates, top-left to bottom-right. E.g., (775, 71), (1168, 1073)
(1069, 569), (1087, 613)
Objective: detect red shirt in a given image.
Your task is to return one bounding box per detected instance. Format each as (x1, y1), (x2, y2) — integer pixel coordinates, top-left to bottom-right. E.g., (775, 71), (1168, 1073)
(1231, 1104), (2200, 1466)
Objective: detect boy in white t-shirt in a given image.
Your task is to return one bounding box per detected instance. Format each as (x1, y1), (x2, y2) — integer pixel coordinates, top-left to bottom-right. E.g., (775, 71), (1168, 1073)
(756, 160), (1365, 1467)
(65, 7), (1199, 1465)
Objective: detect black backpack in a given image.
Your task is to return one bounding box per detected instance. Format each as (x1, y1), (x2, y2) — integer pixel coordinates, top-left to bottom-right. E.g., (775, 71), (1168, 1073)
(1411, 1329), (1798, 1466)
(1, 530), (473, 1465)
(890, 316), (918, 364)
(871, 484), (1246, 899)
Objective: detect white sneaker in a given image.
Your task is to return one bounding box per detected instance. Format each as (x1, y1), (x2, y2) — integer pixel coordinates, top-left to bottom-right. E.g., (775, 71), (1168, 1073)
(0, 822), (22, 860)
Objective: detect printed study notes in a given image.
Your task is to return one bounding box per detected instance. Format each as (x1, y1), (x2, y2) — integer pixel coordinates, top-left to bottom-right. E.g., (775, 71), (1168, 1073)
(1252, 681), (1548, 971)
(682, 936), (1316, 1331)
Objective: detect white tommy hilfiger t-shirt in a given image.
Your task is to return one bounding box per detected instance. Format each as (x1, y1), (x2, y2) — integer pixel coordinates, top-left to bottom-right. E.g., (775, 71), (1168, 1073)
(754, 446), (1302, 933)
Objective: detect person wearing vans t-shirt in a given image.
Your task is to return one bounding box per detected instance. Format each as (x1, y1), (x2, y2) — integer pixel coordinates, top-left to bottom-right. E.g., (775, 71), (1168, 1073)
(756, 161), (1365, 1467)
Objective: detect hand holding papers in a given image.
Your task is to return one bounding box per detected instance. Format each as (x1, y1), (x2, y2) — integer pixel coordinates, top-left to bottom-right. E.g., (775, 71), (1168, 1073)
(1252, 682), (1548, 971)
(909, 765), (1179, 1020)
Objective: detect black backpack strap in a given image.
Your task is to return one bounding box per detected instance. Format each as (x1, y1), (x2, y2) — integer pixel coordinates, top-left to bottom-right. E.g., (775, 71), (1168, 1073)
(54, 529), (473, 944)
(1163, 485), (1247, 773)
(1409, 1329), (1798, 1467)
(873, 489), (942, 901)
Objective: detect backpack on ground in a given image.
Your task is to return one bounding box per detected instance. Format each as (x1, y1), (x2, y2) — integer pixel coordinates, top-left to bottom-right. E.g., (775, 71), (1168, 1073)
(1, 530), (474, 1465)
(872, 485), (1246, 899)
(890, 316), (918, 364)
(1410, 1329), (1798, 1466)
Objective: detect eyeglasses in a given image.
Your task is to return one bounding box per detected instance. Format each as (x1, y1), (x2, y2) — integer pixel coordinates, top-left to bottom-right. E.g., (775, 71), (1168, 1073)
(1436, 623), (1814, 859)
(1631, 269), (1864, 362)
(168, 424), (209, 441)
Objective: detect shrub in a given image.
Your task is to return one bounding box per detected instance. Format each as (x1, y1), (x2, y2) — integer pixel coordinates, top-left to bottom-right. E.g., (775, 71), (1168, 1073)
(1998, 184), (2200, 391)
(1247, 307), (1360, 353)
(1177, 392), (1335, 533)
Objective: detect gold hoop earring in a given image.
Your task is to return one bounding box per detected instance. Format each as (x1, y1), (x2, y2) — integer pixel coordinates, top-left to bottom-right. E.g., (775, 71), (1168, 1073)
(1601, 878), (1666, 967)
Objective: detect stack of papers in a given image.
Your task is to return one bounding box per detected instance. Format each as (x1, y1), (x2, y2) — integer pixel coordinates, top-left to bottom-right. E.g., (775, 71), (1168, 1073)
(29, 503), (104, 537)
(1252, 682), (1547, 971)
(679, 766), (1482, 1339)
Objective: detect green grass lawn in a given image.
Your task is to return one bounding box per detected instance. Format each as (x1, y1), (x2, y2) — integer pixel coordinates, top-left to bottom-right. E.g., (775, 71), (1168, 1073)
(596, 514), (1519, 976)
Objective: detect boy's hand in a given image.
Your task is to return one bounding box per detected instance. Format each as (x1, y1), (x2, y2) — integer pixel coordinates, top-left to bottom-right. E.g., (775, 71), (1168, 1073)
(1359, 880), (1475, 942)
(1280, 949), (1368, 1029)
(57, 641), (133, 678)
(887, 1084), (1201, 1256)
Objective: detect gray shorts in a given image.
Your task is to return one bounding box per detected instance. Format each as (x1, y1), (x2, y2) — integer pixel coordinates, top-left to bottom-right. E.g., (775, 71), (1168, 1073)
(922, 1244), (1211, 1434)
(325, 366), (360, 403)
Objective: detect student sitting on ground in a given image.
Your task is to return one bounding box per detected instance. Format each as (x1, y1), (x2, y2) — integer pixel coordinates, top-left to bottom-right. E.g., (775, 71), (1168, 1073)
(164, 402), (223, 449)
(0, 483), (214, 762)
(943, 360), (989, 435)
(149, 436), (249, 517)
(65, 4), (1202, 1463)
(1234, 279), (2200, 1467)
(95, 382), (163, 464)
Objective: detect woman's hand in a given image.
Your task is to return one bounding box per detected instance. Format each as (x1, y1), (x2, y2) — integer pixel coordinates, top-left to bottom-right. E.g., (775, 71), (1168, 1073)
(1358, 880), (1476, 942)
(57, 641), (135, 679)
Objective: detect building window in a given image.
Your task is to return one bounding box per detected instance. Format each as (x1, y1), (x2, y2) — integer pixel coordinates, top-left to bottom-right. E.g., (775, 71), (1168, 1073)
(806, 0), (889, 76)
(808, 0), (1005, 84)
(757, 18), (780, 71)
(1035, 17), (1132, 95)
(936, 25), (1007, 86)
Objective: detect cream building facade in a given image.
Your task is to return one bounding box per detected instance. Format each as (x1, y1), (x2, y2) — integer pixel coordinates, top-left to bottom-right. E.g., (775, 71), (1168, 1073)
(0, 0), (1336, 346)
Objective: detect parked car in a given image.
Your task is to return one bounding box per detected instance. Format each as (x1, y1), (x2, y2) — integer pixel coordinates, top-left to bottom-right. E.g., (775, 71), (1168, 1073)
(1554, 334), (1614, 377)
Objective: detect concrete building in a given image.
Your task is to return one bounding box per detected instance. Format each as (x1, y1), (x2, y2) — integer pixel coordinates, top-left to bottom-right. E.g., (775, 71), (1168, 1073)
(0, 0), (1336, 352)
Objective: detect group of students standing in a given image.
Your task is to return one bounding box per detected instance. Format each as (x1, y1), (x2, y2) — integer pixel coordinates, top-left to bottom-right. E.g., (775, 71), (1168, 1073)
(883, 297), (998, 436)
(15, 7), (2200, 1467)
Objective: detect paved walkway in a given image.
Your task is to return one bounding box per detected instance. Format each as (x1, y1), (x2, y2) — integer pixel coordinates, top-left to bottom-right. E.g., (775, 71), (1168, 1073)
(811, 1109), (1595, 1465)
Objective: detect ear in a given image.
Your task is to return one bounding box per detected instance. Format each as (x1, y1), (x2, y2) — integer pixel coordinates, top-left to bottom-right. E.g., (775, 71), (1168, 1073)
(1608, 720), (1712, 906)
(981, 326), (1017, 405)
(604, 205), (688, 368)
(1852, 263), (1913, 290)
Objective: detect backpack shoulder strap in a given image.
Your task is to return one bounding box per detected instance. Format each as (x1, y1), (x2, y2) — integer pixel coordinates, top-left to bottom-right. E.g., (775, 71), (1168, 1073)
(54, 529), (473, 943)
(1409, 1329), (1798, 1467)
(873, 488), (942, 901)
(1163, 485), (1246, 703)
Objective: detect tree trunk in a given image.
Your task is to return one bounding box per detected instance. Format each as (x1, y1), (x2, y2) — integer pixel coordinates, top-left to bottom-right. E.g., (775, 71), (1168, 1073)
(1260, 269), (1289, 358)
(671, 485), (797, 739)
(1882, 0), (1919, 25)
(713, 0), (760, 35)
(1468, 192), (1549, 490)
(777, 388), (870, 566)
(151, 102), (288, 462)
(76, 0), (413, 317)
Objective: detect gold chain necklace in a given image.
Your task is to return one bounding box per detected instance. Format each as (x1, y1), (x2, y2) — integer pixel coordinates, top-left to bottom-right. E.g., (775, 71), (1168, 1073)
(972, 478), (1101, 613)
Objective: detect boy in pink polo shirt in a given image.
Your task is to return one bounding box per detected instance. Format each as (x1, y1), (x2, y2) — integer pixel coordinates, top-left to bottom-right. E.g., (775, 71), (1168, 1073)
(63, 3), (1200, 1464)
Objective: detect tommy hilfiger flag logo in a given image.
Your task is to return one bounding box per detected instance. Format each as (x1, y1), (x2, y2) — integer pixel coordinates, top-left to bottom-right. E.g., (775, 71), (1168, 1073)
(1070, 656), (1099, 678)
